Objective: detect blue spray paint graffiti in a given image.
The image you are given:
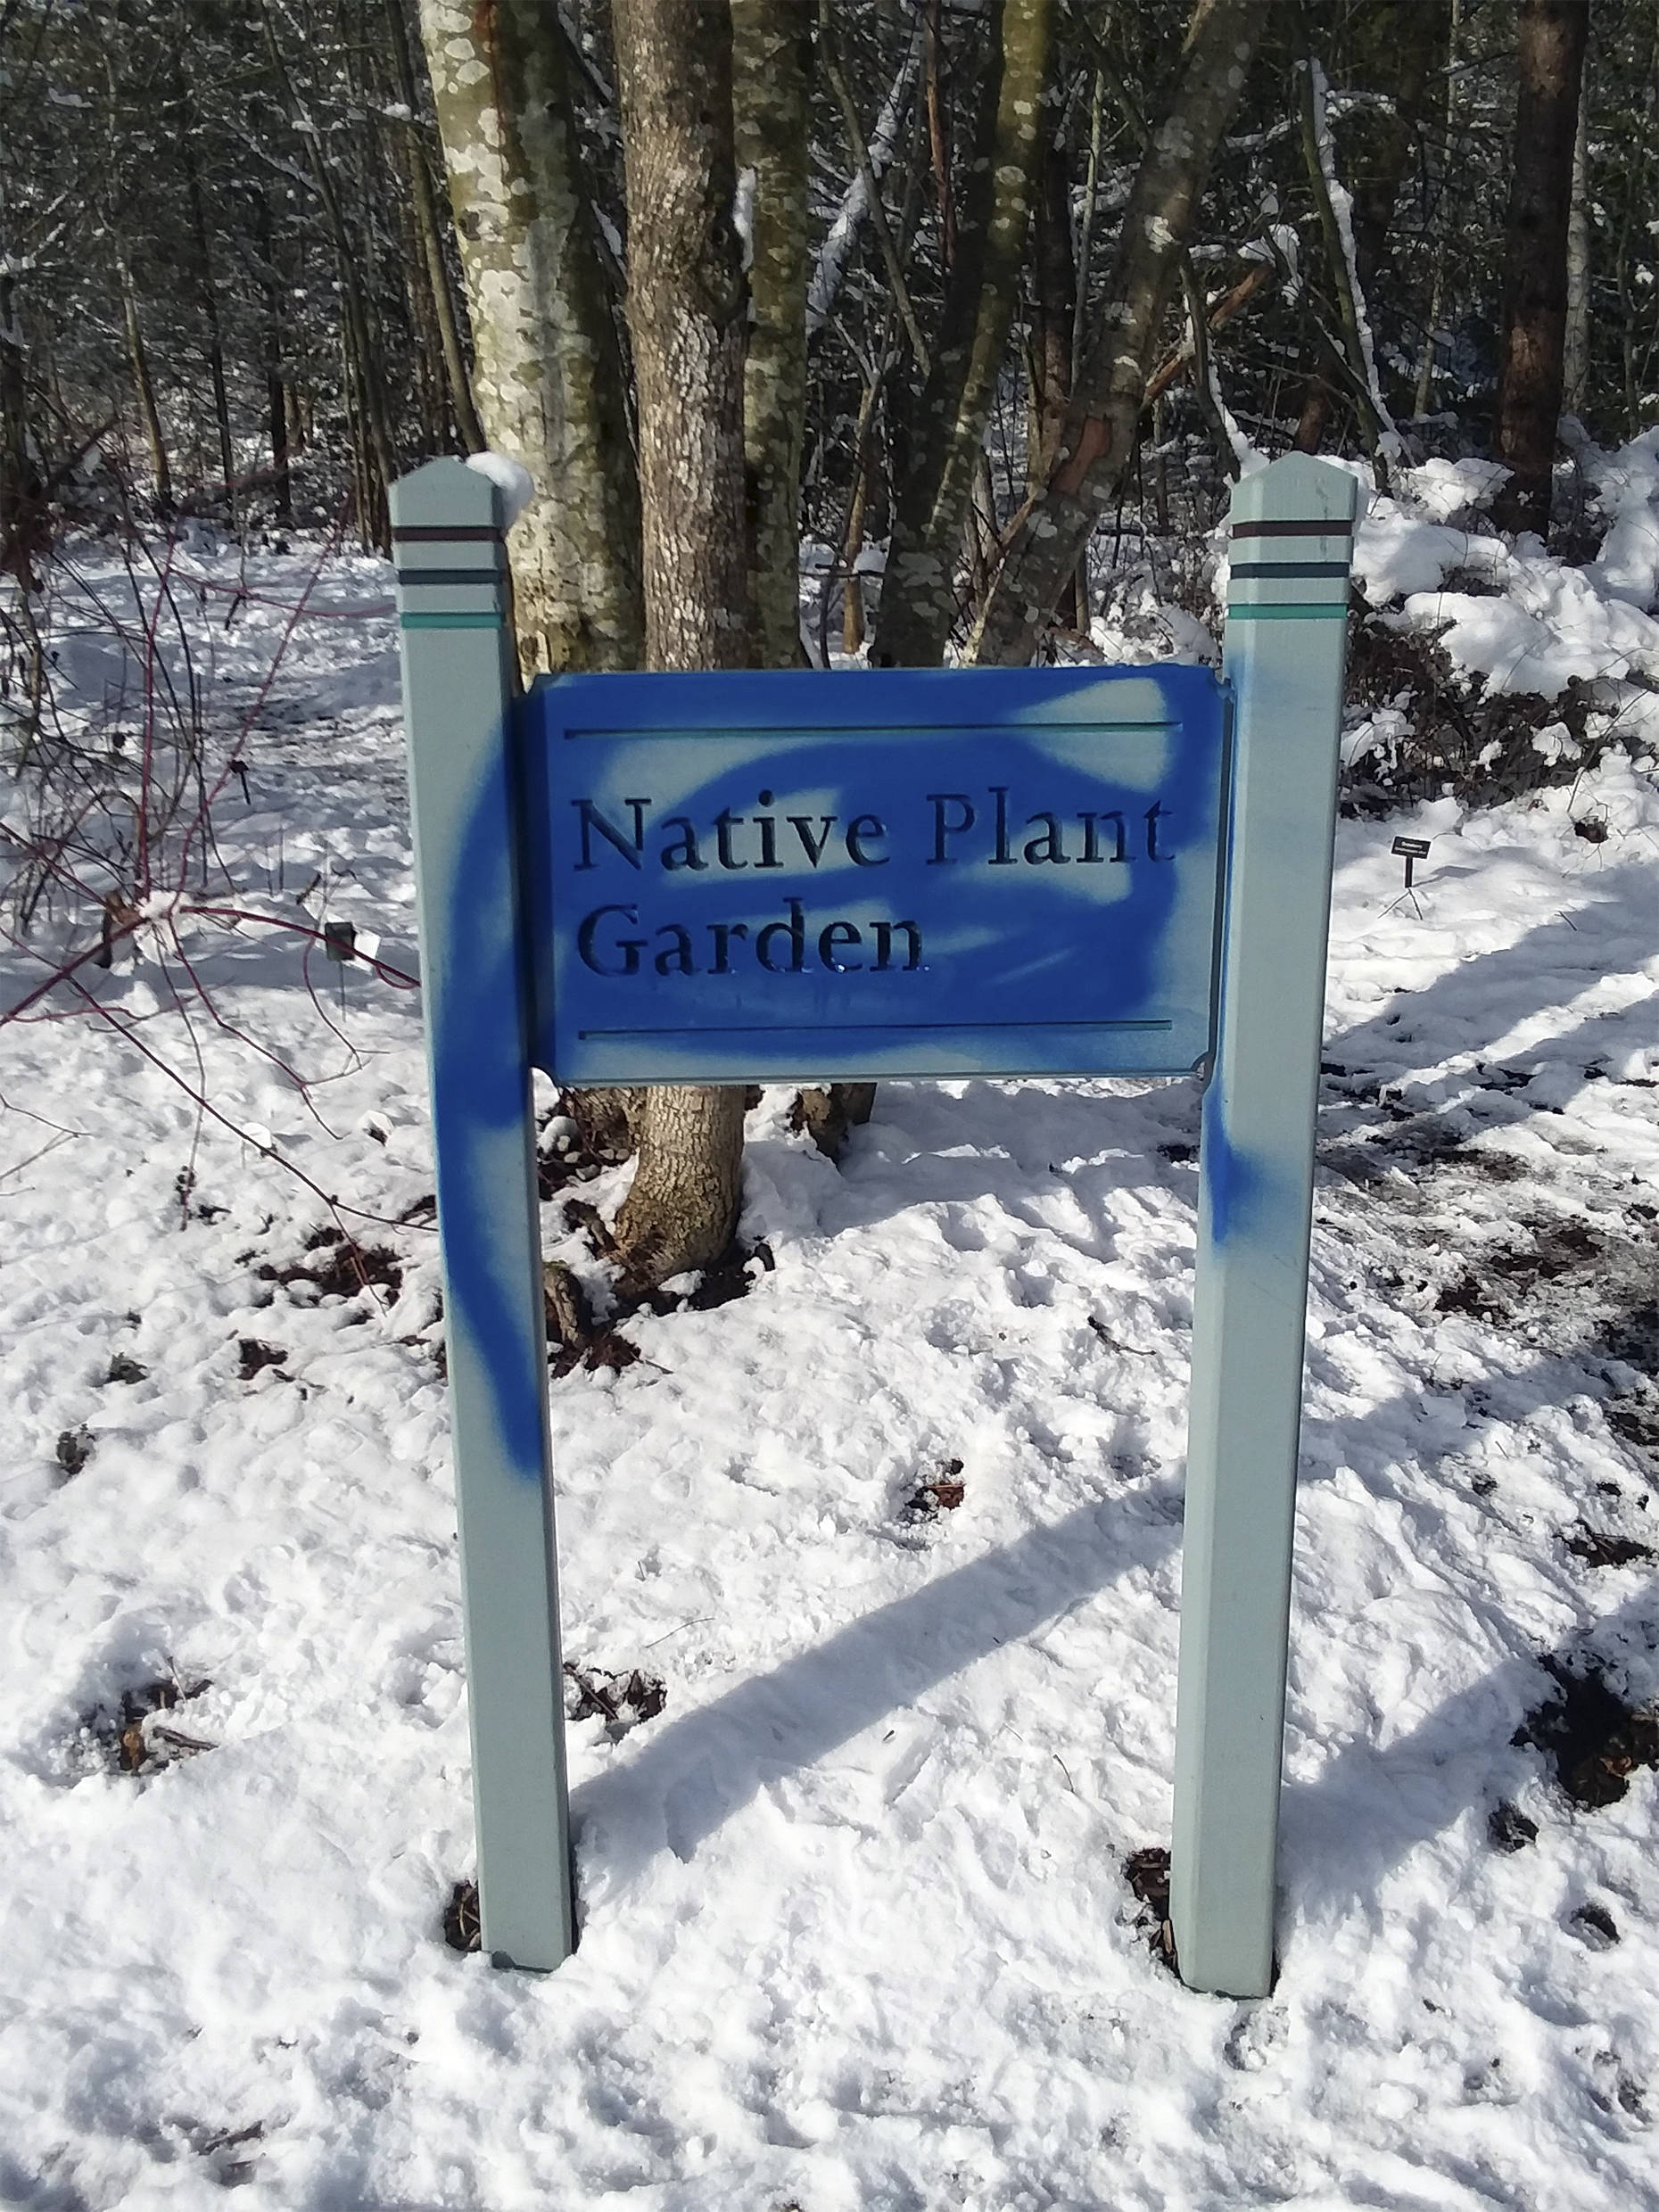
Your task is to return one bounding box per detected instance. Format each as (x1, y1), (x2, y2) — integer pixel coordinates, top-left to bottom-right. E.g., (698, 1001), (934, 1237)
(428, 741), (548, 1483)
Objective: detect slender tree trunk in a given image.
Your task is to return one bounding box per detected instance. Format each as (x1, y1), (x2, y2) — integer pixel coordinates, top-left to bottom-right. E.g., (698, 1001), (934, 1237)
(1563, 56), (1591, 419)
(871, 0), (1053, 668)
(259, 4), (399, 525)
(735, 0), (870, 1148)
(610, 0), (755, 1283)
(842, 414), (875, 654)
(1028, 132), (1074, 478)
(923, 0), (956, 271)
(1493, 0), (1589, 539)
(1028, 128), (1076, 624)
(382, 0), (486, 455)
(117, 254), (172, 516)
(806, 15), (923, 338)
(1343, 0), (1449, 299)
(252, 189), (291, 524)
(0, 271), (47, 590)
(1296, 55), (1395, 483)
(1413, 0), (1462, 418)
(969, 0), (1258, 667)
(417, 0), (644, 679)
(733, 0), (811, 669)
(172, 60), (236, 523)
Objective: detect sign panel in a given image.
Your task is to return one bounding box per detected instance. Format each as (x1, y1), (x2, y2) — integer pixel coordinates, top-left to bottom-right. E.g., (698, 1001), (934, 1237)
(518, 665), (1229, 1086)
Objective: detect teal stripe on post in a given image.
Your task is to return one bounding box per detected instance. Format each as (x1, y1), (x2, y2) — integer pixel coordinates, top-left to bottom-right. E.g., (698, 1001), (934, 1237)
(1226, 603), (1349, 623)
(392, 458), (574, 1972)
(400, 611), (506, 631)
(1172, 453), (1358, 1998)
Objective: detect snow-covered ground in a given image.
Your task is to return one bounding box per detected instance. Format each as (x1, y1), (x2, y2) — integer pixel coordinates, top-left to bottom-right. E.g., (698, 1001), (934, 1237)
(3, 479), (1659, 2209)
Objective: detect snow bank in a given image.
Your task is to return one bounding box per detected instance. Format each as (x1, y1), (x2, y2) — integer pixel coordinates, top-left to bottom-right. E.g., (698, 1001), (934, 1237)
(1353, 439), (1659, 697)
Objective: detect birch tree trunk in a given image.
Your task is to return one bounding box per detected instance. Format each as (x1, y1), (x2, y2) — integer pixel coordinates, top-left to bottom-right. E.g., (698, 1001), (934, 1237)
(609, 0), (754, 1283)
(417, 0), (644, 678)
(1493, 0), (1589, 540)
(1562, 57), (1591, 420)
(871, 0), (1052, 669)
(968, 0), (1259, 667)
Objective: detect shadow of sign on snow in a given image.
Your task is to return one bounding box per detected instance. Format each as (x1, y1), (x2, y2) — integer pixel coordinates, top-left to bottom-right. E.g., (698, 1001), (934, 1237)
(570, 1481), (1183, 1880)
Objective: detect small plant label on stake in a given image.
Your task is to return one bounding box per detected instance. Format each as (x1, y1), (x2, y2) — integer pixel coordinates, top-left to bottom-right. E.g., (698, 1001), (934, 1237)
(1391, 835), (1432, 890)
(392, 451), (1358, 2001)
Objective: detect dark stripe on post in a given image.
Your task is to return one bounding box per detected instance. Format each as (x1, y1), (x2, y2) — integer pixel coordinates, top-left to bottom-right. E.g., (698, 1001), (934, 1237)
(392, 524), (504, 543)
(1228, 560), (1352, 580)
(395, 566), (506, 587)
(1229, 518), (1354, 541)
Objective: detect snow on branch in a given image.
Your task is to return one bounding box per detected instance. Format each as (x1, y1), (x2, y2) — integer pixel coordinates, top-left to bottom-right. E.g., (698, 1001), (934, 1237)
(806, 17), (925, 341)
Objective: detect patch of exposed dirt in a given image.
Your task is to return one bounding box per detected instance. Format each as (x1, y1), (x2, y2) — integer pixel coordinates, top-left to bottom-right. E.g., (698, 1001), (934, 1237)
(1514, 1657), (1659, 1810)
(1124, 1845), (1179, 1973)
(257, 1231), (402, 1303)
(236, 1338), (287, 1382)
(1487, 1800), (1539, 1853)
(1563, 1525), (1655, 1570)
(905, 1460), (966, 1519)
(55, 1425), (93, 1475)
(1570, 1901), (1621, 1947)
(81, 1673), (215, 1777)
(442, 1878), (481, 1954)
(563, 1663), (667, 1740)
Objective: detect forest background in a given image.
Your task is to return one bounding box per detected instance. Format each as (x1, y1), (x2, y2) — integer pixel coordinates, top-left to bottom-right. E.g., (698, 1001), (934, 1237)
(2, 0), (1655, 1271)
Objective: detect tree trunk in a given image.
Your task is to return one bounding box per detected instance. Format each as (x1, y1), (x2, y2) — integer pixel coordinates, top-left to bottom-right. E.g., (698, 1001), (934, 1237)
(1412, 0), (1463, 419)
(382, 0), (487, 455)
(1563, 54), (1591, 420)
(171, 54), (236, 523)
(609, 0), (755, 1284)
(871, 0), (1052, 668)
(733, 0), (811, 670)
(1028, 128), (1077, 624)
(0, 270), (47, 590)
(252, 189), (291, 524)
(1295, 55), (1395, 483)
(1492, 0), (1589, 540)
(259, 2), (399, 528)
(117, 254), (172, 516)
(417, 0), (644, 679)
(968, 0), (1259, 667)
(1342, 0), (1449, 301)
(923, 0), (956, 272)
(736, 0), (868, 1145)
(806, 15), (923, 338)
(1028, 131), (1074, 480)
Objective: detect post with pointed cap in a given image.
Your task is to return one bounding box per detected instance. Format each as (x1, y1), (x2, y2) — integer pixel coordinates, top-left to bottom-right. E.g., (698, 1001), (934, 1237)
(391, 457), (574, 1970)
(1171, 454), (1358, 1997)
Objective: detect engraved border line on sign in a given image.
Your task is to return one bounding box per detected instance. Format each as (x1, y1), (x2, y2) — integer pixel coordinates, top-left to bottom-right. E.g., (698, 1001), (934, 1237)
(577, 1019), (1176, 1038)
